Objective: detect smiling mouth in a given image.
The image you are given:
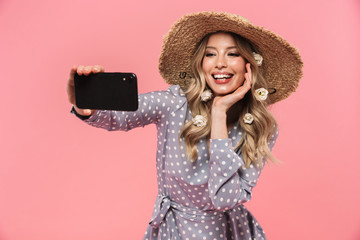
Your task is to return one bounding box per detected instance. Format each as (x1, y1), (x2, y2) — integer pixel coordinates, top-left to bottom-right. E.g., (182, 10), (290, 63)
(212, 74), (233, 84)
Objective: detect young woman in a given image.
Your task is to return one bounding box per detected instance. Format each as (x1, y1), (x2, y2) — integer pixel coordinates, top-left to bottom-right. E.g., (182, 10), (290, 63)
(67, 12), (303, 240)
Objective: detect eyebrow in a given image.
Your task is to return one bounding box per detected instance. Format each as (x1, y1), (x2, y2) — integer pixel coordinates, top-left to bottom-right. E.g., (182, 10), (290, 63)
(205, 46), (238, 50)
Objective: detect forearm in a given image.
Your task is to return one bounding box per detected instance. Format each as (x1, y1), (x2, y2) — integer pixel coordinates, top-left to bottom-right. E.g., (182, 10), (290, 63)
(208, 139), (256, 210)
(70, 87), (180, 131)
(210, 108), (228, 139)
(208, 126), (279, 210)
(82, 109), (142, 132)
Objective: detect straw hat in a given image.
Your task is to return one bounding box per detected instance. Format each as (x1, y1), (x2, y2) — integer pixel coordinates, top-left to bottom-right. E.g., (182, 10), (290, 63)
(158, 11), (303, 103)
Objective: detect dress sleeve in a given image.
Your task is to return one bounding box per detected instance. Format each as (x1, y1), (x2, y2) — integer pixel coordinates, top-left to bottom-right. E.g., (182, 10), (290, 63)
(72, 87), (177, 131)
(208, 127), (279, 211)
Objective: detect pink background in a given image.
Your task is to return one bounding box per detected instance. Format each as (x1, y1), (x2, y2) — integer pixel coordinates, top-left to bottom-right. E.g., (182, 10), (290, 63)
(1, 0), (360, 239)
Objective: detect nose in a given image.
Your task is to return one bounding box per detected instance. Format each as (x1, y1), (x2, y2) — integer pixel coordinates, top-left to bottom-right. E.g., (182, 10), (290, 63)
(216, 55), (227, 69)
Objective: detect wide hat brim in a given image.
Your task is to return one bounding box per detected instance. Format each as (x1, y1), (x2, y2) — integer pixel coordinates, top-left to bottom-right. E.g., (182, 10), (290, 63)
(158, 11), (303, 104)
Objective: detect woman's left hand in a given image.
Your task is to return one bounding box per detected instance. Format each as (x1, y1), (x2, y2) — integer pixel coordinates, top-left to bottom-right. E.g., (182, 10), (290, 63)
(210, 63), (252, 139)
(212, 63), (252, 113)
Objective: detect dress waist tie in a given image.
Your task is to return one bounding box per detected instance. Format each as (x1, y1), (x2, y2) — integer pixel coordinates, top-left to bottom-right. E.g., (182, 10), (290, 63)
(149, 195), (171, 228)
(149, 194), (225, 228)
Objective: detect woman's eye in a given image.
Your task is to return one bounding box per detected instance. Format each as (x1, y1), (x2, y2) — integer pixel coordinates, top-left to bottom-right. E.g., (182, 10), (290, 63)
(205, 53), (215, 57)
(228, 53), (240, 57)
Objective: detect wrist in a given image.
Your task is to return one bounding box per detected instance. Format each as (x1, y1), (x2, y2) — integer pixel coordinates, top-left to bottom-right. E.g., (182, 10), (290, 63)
(210, 109), (228, 139)
(211, 107), (227, 119)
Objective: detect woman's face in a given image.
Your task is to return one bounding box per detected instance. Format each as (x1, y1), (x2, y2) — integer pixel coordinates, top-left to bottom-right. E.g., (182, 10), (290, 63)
(202, 32), (247, 96)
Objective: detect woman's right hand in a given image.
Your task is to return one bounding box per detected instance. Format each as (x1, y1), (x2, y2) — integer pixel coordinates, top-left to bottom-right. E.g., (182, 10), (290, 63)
(67, 65), (104, 116)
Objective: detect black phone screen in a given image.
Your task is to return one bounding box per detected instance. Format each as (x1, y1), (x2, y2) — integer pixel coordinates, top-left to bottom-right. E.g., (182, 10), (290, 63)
(74, 72), (138, 111)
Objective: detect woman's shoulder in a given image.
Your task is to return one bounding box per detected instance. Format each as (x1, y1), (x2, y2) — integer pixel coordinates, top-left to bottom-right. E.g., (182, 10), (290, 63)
(144, 85), (186, 101)
(166, 85), (186, 98)
(143, 85), (184, 96)
(139, 85), (187, 112)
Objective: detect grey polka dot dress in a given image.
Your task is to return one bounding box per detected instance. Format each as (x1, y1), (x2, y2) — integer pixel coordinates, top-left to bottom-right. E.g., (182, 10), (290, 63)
(79, 85), (279, 240)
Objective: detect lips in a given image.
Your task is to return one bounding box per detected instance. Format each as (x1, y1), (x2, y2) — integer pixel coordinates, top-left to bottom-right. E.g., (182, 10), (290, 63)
(212, 72), (233, 84)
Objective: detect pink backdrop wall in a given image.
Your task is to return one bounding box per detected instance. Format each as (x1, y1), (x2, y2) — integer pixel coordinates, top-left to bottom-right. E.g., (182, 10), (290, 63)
(1, 0), (360, 239)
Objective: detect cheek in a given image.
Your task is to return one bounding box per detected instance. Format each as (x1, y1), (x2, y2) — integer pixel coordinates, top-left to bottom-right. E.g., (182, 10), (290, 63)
(202, 59), (213, 81)
(230, 60), (246, 73)
(200, 61), (210, 86)
(201, 59), (211, 72)
(204, 74), (212, 87)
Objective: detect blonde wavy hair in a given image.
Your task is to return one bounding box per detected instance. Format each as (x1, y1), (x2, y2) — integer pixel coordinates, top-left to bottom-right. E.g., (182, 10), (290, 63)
(179, 32), (278, 168)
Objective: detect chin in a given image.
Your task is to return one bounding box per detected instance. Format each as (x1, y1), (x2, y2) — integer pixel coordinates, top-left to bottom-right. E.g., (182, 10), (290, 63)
(212, 87), (237, 96)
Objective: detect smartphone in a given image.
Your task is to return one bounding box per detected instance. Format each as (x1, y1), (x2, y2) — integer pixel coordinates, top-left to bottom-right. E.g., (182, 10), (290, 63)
(74, 72), (138, 111)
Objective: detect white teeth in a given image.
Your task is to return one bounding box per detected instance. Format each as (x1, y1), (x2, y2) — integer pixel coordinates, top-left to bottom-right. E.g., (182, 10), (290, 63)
(213, 74), (232, 79)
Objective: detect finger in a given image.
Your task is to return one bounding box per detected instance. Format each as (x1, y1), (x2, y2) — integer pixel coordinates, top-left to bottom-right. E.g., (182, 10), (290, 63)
(233, 79), (251, 98)
(83, 66), (92, 76)
(77, 65), (85, 75)
(246, 63), (251, 73)
(74, 106), (94, 116)
(234, 85), (249, 98)
(244, 73), (250, 85)
(93, 65), (104, 73)
(69, 65), (77, 81)
(67, 66), (77, 89)
(67, 67), (76, 105)
(245, 77), (252, 89)
(83, 109), (93, 115)
(70, 65), (77, 75)
(245, 63), (252, 84)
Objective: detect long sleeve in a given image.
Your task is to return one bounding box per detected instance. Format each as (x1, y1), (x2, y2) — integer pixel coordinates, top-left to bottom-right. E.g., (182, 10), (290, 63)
(208, 127), (279, 211)
(74, 87), (179, 131)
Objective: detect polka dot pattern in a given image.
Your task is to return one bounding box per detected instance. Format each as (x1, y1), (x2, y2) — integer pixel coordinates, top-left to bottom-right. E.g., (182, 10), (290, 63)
(80, 85), (279, 240)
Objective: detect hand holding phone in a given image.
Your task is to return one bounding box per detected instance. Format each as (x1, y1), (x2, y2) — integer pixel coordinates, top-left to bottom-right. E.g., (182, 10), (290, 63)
(67, 65), (104, 116)
(73, 71), (138, 111)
